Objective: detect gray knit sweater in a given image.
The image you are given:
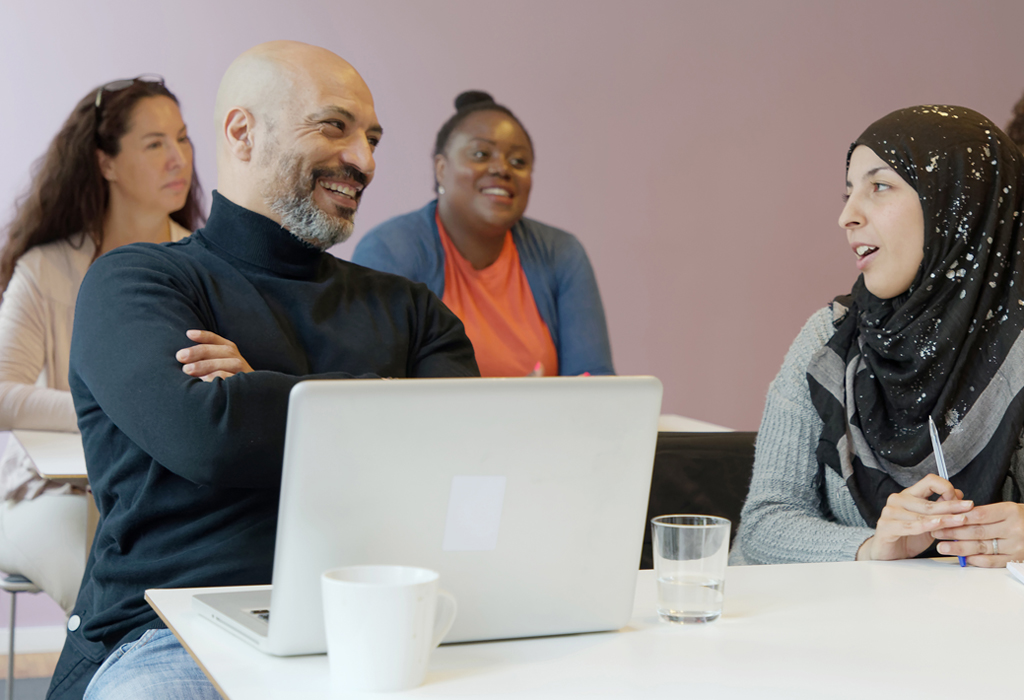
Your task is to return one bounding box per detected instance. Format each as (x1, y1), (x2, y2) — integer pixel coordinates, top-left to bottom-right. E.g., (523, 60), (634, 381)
(732, 306), (1024, 566)
(731, 308), (877, 565)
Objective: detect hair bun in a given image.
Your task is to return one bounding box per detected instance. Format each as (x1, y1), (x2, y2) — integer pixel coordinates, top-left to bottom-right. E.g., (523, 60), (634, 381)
(455, 90), (494, 111)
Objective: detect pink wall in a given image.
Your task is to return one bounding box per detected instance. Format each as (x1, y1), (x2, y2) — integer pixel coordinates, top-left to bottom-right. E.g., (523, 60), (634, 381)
(2, 1), (1023, 626)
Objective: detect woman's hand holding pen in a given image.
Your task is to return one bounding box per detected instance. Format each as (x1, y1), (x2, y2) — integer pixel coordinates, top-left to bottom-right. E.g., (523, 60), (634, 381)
(856, 474), (973, 562)
(931, 501), (1024, 567)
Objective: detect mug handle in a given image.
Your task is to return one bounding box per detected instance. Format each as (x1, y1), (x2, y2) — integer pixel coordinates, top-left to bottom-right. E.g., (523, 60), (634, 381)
(431, 590), (457, 648)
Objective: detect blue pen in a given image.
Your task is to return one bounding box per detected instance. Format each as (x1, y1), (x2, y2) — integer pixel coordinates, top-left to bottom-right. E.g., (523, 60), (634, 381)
(928, 416), (966, 567)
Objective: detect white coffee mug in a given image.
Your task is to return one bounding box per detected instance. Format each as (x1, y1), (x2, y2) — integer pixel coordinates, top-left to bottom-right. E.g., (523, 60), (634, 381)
(321, 565), (457, 693)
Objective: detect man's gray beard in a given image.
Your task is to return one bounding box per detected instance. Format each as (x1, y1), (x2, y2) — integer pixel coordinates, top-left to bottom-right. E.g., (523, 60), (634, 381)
(261, 143), (356, 250)
(269, 190), (354, 250)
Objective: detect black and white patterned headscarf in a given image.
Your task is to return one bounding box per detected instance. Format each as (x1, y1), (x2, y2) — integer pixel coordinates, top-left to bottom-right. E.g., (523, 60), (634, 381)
(807, 105), (1024, 527)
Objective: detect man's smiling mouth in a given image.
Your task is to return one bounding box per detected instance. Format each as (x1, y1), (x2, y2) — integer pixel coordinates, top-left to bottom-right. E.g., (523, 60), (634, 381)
(318, 180), (361, 198)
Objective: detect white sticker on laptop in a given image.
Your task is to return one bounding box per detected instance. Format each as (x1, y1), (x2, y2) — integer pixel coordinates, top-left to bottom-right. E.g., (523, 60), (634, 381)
(442, 476), (506, 551)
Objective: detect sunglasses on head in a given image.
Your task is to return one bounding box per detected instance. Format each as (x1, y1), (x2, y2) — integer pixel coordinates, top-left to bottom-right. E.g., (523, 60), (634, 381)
(94, 74), (165, 114)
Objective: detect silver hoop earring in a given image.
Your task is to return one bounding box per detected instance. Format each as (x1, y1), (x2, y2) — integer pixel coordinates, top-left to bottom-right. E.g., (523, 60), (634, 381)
(438, 186), (445, 195)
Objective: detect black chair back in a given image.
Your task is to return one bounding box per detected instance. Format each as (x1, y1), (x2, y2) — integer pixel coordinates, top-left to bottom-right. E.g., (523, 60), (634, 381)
(640, 431), (756, 569)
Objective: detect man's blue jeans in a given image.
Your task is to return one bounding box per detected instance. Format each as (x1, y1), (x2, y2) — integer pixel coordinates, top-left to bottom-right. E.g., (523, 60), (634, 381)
(83, 628), (221, 700)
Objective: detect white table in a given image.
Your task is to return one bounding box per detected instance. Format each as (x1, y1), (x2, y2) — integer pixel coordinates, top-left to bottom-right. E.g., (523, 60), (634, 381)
(9, 429), (95, 555)
(10, 429), (87, 479)
(146, 559), (1024, 699)
(657, 414), (732, 432)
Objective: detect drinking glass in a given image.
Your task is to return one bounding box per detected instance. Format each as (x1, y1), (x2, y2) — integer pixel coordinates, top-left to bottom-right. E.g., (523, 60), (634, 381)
(651, 515), (731, 623)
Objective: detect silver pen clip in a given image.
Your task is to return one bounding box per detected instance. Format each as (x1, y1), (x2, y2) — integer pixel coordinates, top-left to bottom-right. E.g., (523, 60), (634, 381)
(927, 416), (949, 481)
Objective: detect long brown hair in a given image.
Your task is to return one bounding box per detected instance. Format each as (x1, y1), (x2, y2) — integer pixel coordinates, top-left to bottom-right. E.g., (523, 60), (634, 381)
(1009, 92), (1024, 152)
(0, 79), (205, 295)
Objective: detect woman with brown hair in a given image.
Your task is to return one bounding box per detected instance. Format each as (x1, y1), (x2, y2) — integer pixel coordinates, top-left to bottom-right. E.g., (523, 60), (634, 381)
(0, 76), (203, 612)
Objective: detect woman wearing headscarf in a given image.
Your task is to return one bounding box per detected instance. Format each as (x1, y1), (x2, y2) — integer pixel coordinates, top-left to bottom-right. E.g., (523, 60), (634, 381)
(353, 91), (613, 378)
(733, 105), (1024, 567)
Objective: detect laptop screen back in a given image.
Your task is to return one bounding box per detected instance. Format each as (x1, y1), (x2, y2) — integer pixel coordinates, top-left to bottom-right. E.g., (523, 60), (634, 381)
(266, 376), (662, 655)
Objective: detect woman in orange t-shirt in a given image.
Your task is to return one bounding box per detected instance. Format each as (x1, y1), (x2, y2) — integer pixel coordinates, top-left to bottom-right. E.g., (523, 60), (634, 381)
(353, 91), (614, 377)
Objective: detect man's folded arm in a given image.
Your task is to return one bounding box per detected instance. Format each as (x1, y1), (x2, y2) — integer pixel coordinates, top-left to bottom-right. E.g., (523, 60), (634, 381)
(70, 249), (358, 489)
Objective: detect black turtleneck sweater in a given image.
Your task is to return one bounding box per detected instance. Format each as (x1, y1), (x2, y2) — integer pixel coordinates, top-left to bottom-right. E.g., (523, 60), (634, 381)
(65, 192), (478, 663)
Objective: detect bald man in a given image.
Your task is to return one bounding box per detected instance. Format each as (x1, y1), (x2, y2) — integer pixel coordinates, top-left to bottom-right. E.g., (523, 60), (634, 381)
(46, 42), (478, 700)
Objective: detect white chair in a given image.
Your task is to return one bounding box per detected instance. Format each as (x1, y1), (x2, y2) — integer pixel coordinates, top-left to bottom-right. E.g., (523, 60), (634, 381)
(1, 574), (41, 700)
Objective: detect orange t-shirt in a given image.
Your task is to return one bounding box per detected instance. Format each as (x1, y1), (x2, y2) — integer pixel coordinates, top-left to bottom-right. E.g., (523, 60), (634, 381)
(437, 215), (558, 377)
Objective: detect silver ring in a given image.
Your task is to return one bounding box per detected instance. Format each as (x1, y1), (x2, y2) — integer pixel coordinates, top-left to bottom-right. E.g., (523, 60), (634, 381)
(993, 538), (999, 555)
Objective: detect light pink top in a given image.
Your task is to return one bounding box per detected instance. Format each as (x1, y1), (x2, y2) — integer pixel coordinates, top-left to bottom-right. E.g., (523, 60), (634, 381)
(0, 222), (189, 500)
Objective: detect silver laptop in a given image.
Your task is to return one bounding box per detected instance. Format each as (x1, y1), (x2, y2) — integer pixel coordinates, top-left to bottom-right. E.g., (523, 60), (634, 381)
(193, 376), (662, 656)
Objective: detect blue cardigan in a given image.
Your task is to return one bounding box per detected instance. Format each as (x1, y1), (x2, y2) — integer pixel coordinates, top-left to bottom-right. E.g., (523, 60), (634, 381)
(353, 201), (614, 376)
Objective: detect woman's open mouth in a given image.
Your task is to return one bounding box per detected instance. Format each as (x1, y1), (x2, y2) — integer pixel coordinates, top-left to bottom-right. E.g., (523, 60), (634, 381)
(855, 245), (879, 270)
